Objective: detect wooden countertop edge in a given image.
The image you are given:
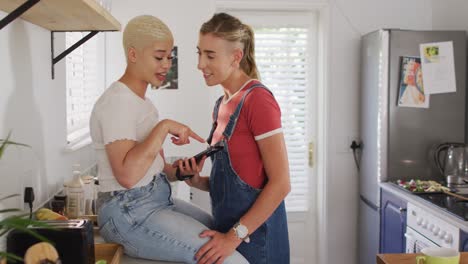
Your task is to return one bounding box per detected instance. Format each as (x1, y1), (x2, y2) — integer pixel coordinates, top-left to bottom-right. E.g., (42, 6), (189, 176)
(377, 252), (468, 264)
(377, 253), (420, 264)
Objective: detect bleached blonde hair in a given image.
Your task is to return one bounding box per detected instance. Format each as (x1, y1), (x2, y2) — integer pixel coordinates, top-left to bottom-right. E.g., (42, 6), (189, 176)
(122, 15), (173, 59)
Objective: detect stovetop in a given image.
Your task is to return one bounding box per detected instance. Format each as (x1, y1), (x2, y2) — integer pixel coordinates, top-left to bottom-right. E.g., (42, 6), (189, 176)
(417, 192), (468, 221)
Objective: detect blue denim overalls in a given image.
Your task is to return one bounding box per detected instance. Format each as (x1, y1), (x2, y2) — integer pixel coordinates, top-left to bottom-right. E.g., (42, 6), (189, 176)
(207, 83), (290, 264)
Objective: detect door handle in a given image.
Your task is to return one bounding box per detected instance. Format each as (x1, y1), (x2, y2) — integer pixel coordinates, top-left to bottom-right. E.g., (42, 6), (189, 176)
(309, 142), (314, 168)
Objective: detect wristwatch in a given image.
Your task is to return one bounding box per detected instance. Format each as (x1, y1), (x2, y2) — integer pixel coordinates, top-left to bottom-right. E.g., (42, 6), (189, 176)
(233, 222), (250, 243)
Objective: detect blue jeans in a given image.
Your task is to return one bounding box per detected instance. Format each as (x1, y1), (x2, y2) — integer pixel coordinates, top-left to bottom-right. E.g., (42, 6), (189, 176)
(97, 174), (248, 263)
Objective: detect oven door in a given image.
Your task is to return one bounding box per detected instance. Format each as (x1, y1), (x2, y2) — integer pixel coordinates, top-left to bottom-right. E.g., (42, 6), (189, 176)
(405, 226), (439, 253)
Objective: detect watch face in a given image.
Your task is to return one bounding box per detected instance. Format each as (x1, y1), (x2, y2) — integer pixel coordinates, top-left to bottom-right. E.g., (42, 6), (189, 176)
(236, 224), (248, 238)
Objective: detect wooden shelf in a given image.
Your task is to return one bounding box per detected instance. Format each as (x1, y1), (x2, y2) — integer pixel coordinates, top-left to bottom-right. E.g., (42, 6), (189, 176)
(0, 0), (121, 31)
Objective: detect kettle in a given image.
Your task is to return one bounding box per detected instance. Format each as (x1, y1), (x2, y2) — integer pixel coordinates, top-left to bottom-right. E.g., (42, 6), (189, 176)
(433, 142), (467, 184)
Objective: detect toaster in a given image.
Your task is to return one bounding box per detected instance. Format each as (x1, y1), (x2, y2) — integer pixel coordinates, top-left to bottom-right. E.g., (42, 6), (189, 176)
(7, 219), (95, 264)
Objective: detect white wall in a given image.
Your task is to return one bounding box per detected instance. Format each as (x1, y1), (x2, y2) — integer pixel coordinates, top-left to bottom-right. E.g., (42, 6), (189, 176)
(431, 0), (468, 31)
(0, 13), (96, 211)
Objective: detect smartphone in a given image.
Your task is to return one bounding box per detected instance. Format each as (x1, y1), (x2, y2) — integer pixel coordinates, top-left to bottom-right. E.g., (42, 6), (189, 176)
(176, 142), (224, 181)
(193, 142), (224, 162)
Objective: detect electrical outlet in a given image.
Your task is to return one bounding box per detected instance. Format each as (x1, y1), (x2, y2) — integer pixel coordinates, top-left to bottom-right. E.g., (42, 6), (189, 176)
(23, 186), (35, 214)
(20, 169), (34, 210)
(346, 135), (360, 153)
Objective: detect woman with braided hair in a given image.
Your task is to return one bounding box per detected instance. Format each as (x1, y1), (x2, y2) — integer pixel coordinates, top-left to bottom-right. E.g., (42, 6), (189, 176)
(185, 13), (291, 264)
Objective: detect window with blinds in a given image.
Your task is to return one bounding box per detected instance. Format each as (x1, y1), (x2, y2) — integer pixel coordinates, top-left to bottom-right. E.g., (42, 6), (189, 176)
(66, 32), (102, 148)
(254, 27), (310, 212)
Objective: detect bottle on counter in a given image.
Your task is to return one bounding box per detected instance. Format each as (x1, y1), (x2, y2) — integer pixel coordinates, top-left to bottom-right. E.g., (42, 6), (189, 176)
(81, 174), (95, 215)
(65, 169), (85, 219)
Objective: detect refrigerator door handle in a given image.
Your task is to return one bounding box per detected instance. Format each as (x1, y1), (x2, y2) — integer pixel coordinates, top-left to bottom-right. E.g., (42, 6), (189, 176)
(360, 194), (379, 211)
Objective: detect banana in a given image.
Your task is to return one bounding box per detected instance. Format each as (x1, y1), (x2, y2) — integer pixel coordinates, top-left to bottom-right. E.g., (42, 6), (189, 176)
(35, 208), (68, 221)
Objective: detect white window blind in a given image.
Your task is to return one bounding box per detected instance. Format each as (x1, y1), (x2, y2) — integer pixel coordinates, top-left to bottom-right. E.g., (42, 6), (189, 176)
(66, 32), (102, 148)
(254, 27), (310, 212)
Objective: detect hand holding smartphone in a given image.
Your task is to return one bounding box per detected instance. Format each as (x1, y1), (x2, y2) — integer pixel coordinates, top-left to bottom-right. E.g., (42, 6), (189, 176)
(192, 142), (224, 162)
(176, 142), (224, 181)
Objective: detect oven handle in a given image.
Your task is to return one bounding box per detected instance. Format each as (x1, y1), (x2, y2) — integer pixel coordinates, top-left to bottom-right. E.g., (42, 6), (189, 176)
(404, 232), (415, 253)
(404, 233), (413, 239)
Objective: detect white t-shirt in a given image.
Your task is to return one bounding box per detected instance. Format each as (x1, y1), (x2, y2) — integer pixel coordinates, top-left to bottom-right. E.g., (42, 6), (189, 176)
(90, 81), (164, 192)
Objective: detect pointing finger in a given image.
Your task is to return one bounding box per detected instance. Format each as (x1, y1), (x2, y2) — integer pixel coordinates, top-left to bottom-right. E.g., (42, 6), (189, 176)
(189, 131), (206, 143)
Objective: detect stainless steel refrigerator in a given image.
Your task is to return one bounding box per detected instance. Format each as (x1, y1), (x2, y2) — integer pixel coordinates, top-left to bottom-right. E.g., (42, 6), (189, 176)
(358, 29), (466, 264)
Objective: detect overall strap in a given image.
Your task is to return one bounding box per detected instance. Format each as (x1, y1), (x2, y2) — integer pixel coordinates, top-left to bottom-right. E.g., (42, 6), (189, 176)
(206, 96), (224, 145)
(222, 83), (270, 140)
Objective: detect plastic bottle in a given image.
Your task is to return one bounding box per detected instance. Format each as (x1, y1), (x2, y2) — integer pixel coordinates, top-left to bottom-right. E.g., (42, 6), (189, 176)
(66, 169), (85, 219)
(81, 174), (95, 215)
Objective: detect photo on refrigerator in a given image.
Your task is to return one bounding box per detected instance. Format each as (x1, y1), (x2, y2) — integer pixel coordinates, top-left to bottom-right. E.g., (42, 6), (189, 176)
(397, 56), (429, 108)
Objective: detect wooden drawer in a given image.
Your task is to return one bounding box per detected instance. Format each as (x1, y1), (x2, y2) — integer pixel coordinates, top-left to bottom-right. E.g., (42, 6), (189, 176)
(95, 243), (123, 264)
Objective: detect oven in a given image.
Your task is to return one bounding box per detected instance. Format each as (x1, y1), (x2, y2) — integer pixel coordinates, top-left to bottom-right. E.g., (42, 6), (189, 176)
(405, 226), (439, 253)
(405, 203), (459, 253)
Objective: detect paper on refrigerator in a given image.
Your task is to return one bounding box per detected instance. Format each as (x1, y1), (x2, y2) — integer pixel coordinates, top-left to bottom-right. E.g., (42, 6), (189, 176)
(419, 41), (457, 94)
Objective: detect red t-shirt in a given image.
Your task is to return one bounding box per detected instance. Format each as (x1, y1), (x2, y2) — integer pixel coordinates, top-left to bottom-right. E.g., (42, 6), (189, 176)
(211, 80), (282, 188)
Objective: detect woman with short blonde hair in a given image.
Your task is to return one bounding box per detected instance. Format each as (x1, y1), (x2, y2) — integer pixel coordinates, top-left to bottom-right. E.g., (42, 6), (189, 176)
(91, 15), (249, 263)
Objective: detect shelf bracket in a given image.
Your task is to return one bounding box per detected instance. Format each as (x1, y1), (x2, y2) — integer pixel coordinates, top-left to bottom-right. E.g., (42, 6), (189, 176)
(51, 30), (99, 79)
(0, 0), (41, 30)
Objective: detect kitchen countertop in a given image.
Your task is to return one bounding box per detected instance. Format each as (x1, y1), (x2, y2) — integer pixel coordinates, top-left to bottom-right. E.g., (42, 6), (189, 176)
(118, 256), (182, 264)
(380, 182), (468, 231)
(377, 252), (468, 264)
(95, 234), (182, 264)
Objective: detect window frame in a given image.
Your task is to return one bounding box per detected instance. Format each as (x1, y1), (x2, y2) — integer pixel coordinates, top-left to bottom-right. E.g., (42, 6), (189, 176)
(64, 32), (105, 152)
